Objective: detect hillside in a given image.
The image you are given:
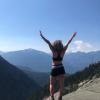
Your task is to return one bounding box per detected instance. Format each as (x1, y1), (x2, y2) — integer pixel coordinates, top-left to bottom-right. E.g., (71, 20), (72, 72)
(63, 78), (100, 100)
(19, 67), (49, 87)
(0, 56), (41, 100)
(45, 77), (100, 100)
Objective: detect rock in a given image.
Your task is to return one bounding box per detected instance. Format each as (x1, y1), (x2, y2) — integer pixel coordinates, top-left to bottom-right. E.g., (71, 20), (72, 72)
(63, 78), (100, 100)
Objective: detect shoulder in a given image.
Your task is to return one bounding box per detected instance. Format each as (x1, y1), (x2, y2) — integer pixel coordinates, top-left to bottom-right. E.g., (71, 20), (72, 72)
(61, 49), (66, 57)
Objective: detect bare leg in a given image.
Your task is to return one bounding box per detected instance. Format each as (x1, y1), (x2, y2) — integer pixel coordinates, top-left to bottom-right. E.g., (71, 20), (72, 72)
(58, 74), (64, 100)
(49, 75), (55, 97)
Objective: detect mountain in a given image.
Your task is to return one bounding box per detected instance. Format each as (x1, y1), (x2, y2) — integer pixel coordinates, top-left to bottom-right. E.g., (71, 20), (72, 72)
(1, 49), (51, 72)
(63, 51), (100, 73)
(0, 55), (41, 100)
(0, 51), (3, 55)
(1, 49), (100, 73)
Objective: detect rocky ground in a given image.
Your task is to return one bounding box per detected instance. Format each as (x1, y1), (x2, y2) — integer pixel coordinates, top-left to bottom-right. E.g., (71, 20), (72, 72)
(44, 78), (100, 100)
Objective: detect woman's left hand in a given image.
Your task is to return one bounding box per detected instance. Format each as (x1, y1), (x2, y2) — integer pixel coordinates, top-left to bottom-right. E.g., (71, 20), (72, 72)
(73, 32), (77, 37)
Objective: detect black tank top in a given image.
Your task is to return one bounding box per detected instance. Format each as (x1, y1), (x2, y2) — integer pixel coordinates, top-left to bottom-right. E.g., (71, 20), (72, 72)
(52, 52), (63, 61)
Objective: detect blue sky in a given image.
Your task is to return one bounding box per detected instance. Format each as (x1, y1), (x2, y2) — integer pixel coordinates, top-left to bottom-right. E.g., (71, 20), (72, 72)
(0, 0), (100, 53)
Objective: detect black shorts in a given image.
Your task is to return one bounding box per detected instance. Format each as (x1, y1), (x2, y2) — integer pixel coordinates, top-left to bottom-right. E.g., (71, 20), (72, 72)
(50, 66), (65, 77)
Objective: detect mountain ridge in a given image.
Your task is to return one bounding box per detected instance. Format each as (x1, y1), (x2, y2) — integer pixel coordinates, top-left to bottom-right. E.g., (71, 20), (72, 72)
(1, 49), (100, 73)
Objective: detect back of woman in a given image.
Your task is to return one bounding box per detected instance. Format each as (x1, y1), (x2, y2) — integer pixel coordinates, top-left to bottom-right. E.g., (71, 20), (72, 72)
(40, 31), (77, 100)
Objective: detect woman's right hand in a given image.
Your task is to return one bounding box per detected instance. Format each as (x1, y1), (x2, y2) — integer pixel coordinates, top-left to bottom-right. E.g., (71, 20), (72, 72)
(39, 30), (43, 37)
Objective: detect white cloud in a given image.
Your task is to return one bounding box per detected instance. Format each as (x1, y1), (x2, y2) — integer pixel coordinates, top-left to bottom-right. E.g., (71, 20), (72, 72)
(72, 40), (94, 52)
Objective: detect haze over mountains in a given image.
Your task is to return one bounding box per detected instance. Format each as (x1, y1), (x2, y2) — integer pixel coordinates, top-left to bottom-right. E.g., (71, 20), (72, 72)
(1, 49), (51, 72)
(0, 51), (3, 55)
(1, 49), (100, 73)
(63, 51), (100, 73)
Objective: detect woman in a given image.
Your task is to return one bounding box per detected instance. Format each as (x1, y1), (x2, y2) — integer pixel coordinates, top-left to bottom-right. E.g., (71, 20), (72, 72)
(40, 31), (76, 100)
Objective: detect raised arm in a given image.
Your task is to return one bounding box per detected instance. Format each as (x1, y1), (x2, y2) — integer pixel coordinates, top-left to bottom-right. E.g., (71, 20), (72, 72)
(40, 31), (54, 51)
(63, 32), (77, 53)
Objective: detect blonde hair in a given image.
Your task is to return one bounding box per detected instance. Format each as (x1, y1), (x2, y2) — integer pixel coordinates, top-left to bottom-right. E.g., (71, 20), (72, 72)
(52, 40), (64, 52)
